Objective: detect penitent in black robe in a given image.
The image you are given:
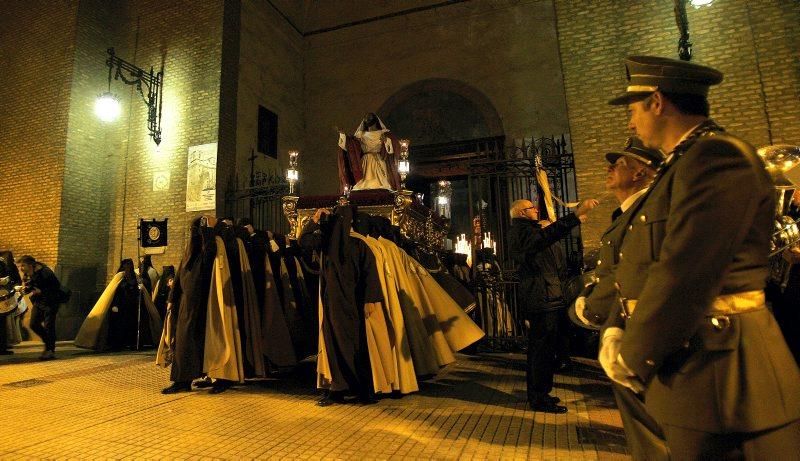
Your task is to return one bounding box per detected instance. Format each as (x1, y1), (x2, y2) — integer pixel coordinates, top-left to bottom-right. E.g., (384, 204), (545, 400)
(108, 276), (141, 349)
(300, 206), (383, 395)
(168, 228), (216, 383)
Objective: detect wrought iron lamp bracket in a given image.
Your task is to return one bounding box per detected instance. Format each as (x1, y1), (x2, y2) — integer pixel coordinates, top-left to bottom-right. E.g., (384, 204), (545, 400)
(105, 47), (164, 145)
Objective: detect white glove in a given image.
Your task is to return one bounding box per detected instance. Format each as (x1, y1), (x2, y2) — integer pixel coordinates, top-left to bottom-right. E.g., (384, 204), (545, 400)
(599, 327), (644, 393)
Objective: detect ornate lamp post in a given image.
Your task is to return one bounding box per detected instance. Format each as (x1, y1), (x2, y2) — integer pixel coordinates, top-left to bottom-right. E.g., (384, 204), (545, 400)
(673, 0), (714, 61)
(95, 48), (164, 145)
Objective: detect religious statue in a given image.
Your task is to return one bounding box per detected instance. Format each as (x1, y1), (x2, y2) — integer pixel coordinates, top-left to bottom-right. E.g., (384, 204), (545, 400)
(337, 113), (402, 193)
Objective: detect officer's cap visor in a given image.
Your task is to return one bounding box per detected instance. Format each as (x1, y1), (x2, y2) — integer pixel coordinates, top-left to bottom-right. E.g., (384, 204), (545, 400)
(608, 91), (653, 106)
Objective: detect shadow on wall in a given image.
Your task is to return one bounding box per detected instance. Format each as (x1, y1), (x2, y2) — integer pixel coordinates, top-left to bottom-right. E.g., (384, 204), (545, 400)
(55, 265), (100, 340)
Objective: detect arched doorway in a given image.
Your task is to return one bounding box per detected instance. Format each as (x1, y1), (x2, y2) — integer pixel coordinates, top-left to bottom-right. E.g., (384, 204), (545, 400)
(379, 79), (504, 237)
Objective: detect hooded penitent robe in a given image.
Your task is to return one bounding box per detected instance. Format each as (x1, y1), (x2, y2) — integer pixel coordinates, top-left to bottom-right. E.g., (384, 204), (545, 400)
(260, 245), (297, 368)
(360, 234), (419, 393)
(156, 227), (216, 381)
(236, 238), (266, 377)
(203, 236), (245, 383)
(242, 229), (296, 369)
(376, 238), (455, 368)
(377, 238), (485, 363)
(416, 252), (476, 314)
(300, 206), (382, 395)
(75, 272), (162, 351)
(273, 235), (316, 360)
(282, 244), (318, 360)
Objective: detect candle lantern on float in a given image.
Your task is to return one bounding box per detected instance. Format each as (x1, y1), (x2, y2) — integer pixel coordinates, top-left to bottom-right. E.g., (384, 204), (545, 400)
(286, 150), (300, 195)
(398, 139), (410, 189)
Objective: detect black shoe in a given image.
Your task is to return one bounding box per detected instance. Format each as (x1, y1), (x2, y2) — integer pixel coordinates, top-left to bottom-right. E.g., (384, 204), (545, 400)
(317, 392), (345, 407)
(193, 376), (213, 388)
(162, 382), (191, 394)
(210, 380), (233, 394)
(530, 401), (567, 414)
(39, 351), (56, 361)
(548, 395), (561, 404)
(357, 394), (379, 405)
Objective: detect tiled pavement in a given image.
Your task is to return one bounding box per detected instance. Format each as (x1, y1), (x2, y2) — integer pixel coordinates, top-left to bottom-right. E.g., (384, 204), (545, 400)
(0, 341), (629, 460)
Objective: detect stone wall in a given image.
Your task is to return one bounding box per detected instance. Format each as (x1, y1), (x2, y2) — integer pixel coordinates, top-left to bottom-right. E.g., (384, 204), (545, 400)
(302, 0), (570, 195)
(554, 0), (800, 248)
(230, 0), (305, 228)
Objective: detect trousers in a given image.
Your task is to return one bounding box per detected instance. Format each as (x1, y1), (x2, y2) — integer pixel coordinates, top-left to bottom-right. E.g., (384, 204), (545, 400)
(527, 309), (561, 402)
(30, 304), (58, 352)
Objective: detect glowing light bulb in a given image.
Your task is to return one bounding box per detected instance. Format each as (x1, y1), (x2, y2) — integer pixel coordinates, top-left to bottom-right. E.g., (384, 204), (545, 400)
(95, 92), (121, 122)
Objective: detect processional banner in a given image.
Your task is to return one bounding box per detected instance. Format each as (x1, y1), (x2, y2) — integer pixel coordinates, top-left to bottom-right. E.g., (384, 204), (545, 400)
(186, 142), (217, 212)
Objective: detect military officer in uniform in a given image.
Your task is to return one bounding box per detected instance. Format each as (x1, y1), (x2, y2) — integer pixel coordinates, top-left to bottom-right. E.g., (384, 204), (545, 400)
(599, 56), (800, 458)
(573, 137), (669, 460)
(575, 137), (663, 328)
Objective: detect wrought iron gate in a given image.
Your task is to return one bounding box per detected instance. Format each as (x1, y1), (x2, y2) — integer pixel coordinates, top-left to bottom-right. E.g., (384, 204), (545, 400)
(224, 171), (289, 234)
(467, 135), (581, 350)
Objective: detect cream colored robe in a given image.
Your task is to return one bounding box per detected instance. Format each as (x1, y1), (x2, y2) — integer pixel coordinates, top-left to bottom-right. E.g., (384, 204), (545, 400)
(362, 234), (419, 393)
(203, 236), (245, 383)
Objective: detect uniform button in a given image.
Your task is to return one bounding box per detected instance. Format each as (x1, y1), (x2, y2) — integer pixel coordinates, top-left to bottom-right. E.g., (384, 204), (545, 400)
(639, 215), (647, 223)
(628, 225), (633, 231)
(645, 359), (655, 366)
(597, 260), (602, 266)
(607, 240), (612, 245)
(618, 252), (623, 260)
(682, 341), (690, 348)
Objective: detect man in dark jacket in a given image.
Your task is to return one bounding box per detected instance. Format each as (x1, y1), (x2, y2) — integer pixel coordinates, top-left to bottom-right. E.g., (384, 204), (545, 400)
(508, 197), (598, 413)
(603, 56), (800, 457)
(17, 255), (62, 360)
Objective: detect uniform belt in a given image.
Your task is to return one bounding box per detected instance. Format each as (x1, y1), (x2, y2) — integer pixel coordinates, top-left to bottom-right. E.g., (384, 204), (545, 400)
(622, 290), (766, 318)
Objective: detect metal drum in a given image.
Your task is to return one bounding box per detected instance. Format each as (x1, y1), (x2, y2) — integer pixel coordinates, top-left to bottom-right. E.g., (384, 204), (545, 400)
(0, 287), (17, 314)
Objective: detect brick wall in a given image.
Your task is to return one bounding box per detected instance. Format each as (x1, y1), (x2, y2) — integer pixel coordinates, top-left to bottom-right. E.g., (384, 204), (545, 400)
(554, 0), (800, 248)
(0, 1), (79, 266)
(2, 0), (226, 339)
(55, 0), (129, 337)
(102, 0), (225, 282)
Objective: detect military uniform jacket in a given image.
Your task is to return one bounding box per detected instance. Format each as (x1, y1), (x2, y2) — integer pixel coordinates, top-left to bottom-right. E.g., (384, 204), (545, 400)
(582, 202), (642, 326)
(609, 123), (800, 432)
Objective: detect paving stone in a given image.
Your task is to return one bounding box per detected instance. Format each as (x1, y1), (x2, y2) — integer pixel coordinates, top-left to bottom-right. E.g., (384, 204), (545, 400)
(1, 342), (629, 459)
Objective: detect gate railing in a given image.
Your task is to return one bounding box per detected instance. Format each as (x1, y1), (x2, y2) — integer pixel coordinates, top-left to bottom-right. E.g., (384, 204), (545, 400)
(224, 171), (289, 234)
(466, 135), (581, 349)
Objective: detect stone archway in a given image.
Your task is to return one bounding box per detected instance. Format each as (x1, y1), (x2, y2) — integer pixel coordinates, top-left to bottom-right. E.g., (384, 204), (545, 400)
(378, 78), (504, 146)
(378, 79), (504, 238)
